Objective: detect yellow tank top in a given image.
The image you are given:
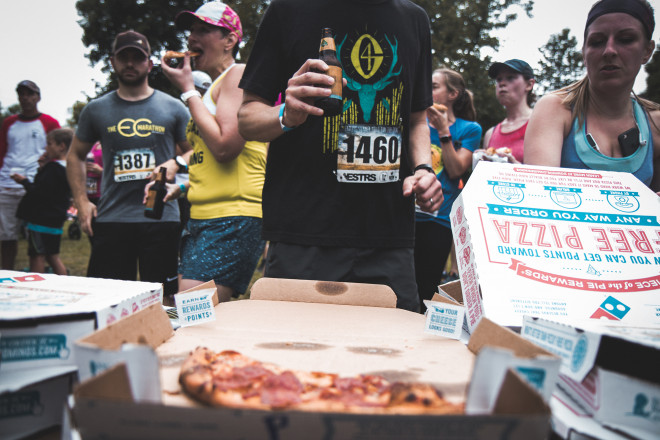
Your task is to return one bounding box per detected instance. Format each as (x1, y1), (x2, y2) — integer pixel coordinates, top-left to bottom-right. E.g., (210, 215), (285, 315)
(186, 65), (267, 220)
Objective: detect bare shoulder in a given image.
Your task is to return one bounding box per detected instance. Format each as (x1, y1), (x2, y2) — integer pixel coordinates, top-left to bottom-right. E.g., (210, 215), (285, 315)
(534, 92), (570, 115)
(226, 63), (246, 83)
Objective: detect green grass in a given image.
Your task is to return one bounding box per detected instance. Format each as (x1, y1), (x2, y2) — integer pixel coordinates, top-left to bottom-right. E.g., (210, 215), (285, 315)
(15, 219), (264, 296)
(15, 220), (90, 276)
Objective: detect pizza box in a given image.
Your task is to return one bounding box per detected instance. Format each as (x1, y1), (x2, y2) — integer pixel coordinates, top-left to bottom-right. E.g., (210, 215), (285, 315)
(0, 365), (77, 440)
(0, 270), (162, 373)
(67, 278), (555, 440)
(522, 317), (660, 439)
(449, 161), (660, 332)
(550, 387), (634, 440)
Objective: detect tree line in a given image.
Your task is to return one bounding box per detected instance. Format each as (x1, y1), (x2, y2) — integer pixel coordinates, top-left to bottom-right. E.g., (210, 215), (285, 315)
(2, 0), (658, 132)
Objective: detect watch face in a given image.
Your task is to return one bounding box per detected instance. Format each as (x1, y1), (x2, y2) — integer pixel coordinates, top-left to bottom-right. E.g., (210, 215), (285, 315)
(176, 156), (187, 169)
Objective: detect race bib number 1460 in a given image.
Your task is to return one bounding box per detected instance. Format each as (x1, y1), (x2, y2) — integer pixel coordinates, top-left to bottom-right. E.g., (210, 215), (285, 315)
(337, 124), (401, 183)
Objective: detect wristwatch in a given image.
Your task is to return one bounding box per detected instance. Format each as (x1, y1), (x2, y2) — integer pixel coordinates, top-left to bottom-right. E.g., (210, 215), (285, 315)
(175, 155), (188, 173)
(413, 164), (434, 175)
(180, 90), (201, 105)
(439, 135), (452, 144)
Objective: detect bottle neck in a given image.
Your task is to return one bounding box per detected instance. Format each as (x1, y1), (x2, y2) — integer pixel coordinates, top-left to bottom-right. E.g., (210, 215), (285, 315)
(319, 37), (336, 53)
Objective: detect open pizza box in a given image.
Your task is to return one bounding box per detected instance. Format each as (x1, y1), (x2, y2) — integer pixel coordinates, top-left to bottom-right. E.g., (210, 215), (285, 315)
(67, 278), (556, 439)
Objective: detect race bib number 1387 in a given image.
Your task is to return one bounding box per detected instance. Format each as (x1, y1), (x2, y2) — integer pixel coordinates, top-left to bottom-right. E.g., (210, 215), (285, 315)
(337, 124), (401, 183)
(113, 148), (156, 182)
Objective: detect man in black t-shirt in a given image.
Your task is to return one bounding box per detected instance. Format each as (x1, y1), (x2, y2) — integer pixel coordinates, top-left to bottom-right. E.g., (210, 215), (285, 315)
(238, 0), (443, 312)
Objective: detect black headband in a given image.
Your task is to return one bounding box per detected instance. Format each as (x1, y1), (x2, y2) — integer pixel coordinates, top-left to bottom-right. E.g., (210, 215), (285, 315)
(585, 0), (655, 40)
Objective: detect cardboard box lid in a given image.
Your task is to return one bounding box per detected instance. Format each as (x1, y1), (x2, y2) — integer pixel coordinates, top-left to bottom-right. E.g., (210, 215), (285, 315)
(450, 162), (660, 331)
(250, 277), (398, 308)
(522, 317), (660, 384)
(0, 270), (162, 323)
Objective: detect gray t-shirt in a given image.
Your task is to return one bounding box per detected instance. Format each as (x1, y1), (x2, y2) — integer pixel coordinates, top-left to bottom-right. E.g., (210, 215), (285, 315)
(76, 90), (189, 222)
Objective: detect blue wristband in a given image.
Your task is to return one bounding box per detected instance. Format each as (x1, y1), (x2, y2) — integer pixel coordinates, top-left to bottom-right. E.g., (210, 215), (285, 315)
(278, 104), (295, 132)
(179, 183), (187, 194)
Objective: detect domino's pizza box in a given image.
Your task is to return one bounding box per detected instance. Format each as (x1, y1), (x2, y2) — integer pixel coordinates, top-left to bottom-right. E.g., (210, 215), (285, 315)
(550, 387), (633, 440)
(67, 278), (553, 440)
(522, 317), (660, 439)
(0, 270), (162, 373)
(449, 161), (660, 333)
(0, 365), (77, 440)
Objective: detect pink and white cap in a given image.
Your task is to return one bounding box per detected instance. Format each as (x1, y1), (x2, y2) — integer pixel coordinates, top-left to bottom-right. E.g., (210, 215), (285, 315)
(176, 2), (243, 43)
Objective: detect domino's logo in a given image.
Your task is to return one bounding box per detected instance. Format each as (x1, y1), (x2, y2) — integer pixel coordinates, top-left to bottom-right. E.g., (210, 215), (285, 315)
(589, 296), (630, 321)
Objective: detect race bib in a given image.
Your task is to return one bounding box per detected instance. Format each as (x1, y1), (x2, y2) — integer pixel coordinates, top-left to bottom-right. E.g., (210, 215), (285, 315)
(113, 148), (156, 182)
(86, 177), (99, 195)
(337, 124), (401, 183)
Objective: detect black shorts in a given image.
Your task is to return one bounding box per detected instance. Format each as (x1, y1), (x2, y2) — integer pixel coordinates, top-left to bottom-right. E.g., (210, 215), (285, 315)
(27, 230), (62, 257)
(87, 221), (180, 296)
(264, 242), (420, 312)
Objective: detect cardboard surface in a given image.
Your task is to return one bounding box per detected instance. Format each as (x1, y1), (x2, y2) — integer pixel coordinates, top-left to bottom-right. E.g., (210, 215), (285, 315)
(157, 298), (473, 404)
(0, 367), (76, 440)
(69, 278), (552, 439)
(0, 270), (162, 372)
(522, 317), (660, 439)
(450, 162), (660, 331)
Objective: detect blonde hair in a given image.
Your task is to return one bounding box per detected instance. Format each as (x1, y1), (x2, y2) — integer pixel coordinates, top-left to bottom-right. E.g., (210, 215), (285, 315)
(557, 0), (659, 128)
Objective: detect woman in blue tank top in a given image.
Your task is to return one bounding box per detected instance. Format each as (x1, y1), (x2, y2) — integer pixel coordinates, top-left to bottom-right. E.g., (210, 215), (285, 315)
(525, 0), (660, 194)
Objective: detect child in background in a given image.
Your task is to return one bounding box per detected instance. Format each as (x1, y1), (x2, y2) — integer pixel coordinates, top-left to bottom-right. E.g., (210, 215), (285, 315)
(11, 128), (73, 274)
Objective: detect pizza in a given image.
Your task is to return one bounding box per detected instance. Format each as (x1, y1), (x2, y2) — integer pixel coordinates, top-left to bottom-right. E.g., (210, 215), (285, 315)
(179, 347), (464, 414)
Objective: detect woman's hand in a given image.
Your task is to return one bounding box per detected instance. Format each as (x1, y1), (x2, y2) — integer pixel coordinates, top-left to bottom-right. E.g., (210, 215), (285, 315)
(161, 52), (195, 93)
(86, 162), (103, 175)
(426, 105), (449, 135)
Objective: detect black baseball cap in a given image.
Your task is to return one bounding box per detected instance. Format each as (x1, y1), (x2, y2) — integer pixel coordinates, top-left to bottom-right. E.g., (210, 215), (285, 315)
(488, 59), (535, 79)
(16, 80), (40, 94)
(112, 30), (151, 57)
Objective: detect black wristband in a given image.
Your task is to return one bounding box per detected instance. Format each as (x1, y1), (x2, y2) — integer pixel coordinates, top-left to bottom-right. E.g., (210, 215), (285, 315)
(413, 164), (434, 175)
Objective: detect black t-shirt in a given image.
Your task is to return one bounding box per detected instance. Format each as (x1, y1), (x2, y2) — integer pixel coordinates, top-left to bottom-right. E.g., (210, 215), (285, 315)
(240, 0), (432, 248)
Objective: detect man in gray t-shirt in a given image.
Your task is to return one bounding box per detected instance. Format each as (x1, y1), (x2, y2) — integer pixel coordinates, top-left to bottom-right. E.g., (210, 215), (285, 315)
(67, 30), (191, 296)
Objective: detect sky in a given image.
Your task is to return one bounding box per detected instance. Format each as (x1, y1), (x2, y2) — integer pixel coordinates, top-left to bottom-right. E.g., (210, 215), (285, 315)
(1, 0), (657, 126)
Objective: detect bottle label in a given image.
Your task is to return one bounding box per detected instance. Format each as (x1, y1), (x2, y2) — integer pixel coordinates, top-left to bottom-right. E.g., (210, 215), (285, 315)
(326, 65), (343, 100)
(336, 124), (402, 184)
(319, 37), (336, 52)
(145, 189), (157, 210)
(113, 148), (156, 182)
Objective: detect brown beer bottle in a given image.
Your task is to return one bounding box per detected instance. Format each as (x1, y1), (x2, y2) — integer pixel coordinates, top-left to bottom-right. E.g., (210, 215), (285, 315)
(315, 28), (343, 117)
(144, 167), (167, 219)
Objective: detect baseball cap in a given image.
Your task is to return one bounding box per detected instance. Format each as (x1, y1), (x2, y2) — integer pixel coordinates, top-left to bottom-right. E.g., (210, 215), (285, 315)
(112, 30), (151, 57)
(16, 80), (40, 94)
(175, 1), (243, 43)
(488, 59), (535, 79)
(192, 71), (213, 92)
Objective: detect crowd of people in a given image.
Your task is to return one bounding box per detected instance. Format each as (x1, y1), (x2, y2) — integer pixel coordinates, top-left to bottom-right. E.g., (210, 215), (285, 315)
(0, 0), (657, 313)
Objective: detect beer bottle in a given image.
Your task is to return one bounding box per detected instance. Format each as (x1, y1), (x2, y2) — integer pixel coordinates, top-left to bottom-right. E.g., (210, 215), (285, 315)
(315, 28), (343, 117)
(144, 167), (167, 219)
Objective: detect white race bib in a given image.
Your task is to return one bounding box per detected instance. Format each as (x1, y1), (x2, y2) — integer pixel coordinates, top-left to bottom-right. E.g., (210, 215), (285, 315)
(337, 124), (401, 183)
(113, 148), (156, 182)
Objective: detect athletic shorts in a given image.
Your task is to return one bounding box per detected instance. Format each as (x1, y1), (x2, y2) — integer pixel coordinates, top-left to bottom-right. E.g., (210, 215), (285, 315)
(0, 187), (25, 241)
(27, 230), (62, 257)
(87, 221), (180, 296)
(264, 242), (420, 312)
(179, 216), (265, 296)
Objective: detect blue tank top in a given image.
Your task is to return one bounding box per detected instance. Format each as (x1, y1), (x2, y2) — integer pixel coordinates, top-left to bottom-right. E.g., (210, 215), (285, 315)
(561, 98), (654, 187)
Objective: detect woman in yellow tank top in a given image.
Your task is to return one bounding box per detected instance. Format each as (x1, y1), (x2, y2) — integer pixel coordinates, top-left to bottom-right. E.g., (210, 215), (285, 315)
(157, 2), (267, 302)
